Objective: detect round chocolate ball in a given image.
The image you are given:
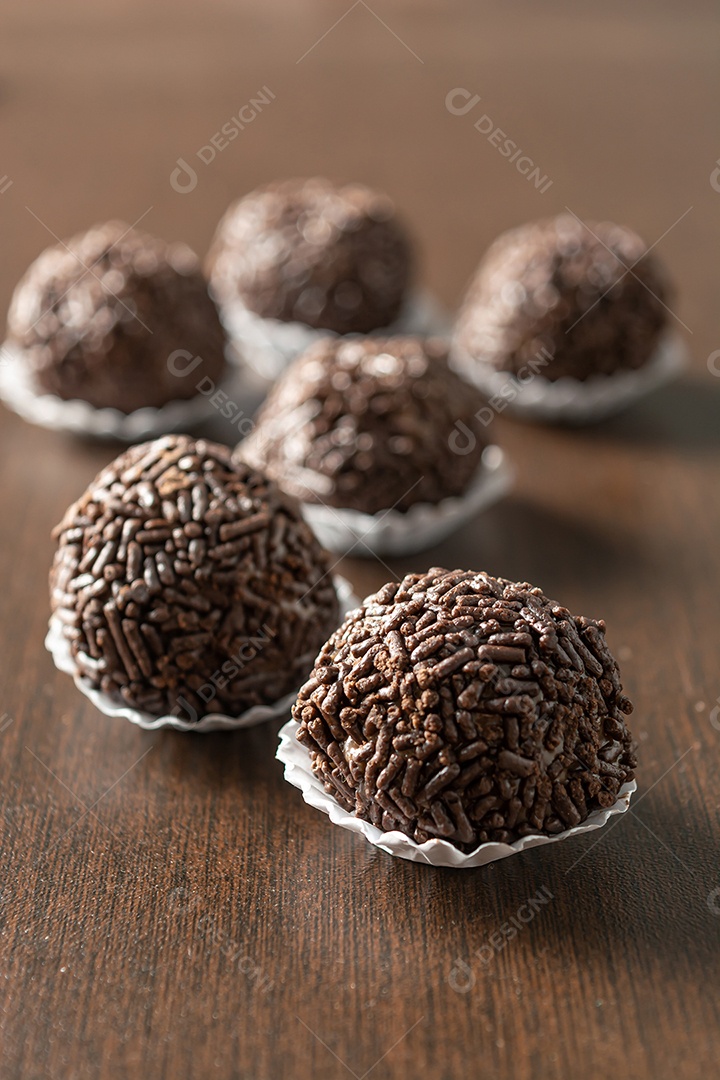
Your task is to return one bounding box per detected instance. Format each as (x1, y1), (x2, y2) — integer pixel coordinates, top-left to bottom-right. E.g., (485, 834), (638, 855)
(294, 568), (636, 849)
(236, 336), (491, 515)
(453, 215), (670, 382)
(50, 435), (340, 722)
(206, 178), (414, 334)
(7, 222), (227, 413)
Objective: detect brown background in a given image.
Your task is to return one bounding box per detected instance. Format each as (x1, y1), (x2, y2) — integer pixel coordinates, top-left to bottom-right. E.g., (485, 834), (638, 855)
(1, 2), (719, 1078)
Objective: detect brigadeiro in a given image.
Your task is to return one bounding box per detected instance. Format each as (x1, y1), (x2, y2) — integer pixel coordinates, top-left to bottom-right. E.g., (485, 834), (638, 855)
(206, 178), (414, 335)
(293, 568), (636, 850)
(452, 215), (671, 385)
(49, 435), (340, 724)
(6, 222), (227, 414)
(236, 336), (492, 515)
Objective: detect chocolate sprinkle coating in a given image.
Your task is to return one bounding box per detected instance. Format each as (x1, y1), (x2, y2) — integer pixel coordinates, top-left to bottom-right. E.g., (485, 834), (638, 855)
(294, 568), (636, 850)
(453, 215), (670, 382)
(236, 336), (490, 515)
(8, 222), (227, 413)
(50, 435), (340, 722)
(206, 178), (414, 334)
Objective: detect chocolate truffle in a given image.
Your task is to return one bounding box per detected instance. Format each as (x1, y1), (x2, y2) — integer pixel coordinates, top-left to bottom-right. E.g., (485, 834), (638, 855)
(294, 569), (636, 849)
(206, 178), (413, 334)
(50, 435), (339, 722)
(7, 222), (227, 413)
(236, 336), (490, 515)
(453, 215), (670, 382)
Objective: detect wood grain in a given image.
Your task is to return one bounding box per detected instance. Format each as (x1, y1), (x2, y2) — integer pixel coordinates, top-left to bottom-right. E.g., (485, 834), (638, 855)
(0, 3), (719, 1078)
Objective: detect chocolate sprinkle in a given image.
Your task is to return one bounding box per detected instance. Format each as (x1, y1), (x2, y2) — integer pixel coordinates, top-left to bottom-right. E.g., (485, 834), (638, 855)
(236, 336), (490, 514)
(453, 215), (670, 383)
(206, 178), (413, 334)
(293, 568), (636, 849)
(8, 222), (227, 413)
(50, 435), (340, 722)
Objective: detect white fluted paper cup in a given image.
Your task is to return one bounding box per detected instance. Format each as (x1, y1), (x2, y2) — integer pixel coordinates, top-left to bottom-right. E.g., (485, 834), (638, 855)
(277, 718), (636, 868)
(45, 577), (359, 733)
(300, 445), (512, 558)
(0, 341), (246, 441)
(219, 289), (450, 381)
(449, 331), (687, 425)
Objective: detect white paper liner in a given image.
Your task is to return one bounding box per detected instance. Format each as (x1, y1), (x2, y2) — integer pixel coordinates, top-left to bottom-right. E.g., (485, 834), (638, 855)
(44, 576), (359, 733)
(277, 718), (637, 868)
(0, 341), (246, 441)
(220, 289), (450, 381)
(449, 331), (687, 424)
(300, 445), (513, 557)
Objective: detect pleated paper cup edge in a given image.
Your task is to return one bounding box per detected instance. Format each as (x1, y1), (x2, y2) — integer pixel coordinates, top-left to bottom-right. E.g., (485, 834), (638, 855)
(45, 576), (358, 732)
(0, 341), (244, 441)
(448, 331), (687, 423)
(220, 289), (450, 381)
(277, 718), (637, 868)
(300, 445), (514, 557)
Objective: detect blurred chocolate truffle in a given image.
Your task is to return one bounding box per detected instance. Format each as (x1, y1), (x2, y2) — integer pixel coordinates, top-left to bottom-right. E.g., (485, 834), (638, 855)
(206, 178), (413, 334)
(236, 336), (491, 515)
(7, 222), (227, 413)
(294, 568), (636, 849)
(453, 215), (670, 382)
(50, 435), (340, 722)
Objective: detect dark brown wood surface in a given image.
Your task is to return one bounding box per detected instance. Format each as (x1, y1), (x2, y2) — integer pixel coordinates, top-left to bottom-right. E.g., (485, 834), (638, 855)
(1, 3), (719, 1078)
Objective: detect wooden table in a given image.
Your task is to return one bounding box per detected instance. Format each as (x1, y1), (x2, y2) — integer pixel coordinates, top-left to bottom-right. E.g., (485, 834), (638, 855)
(1, 3), (718, 1077)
